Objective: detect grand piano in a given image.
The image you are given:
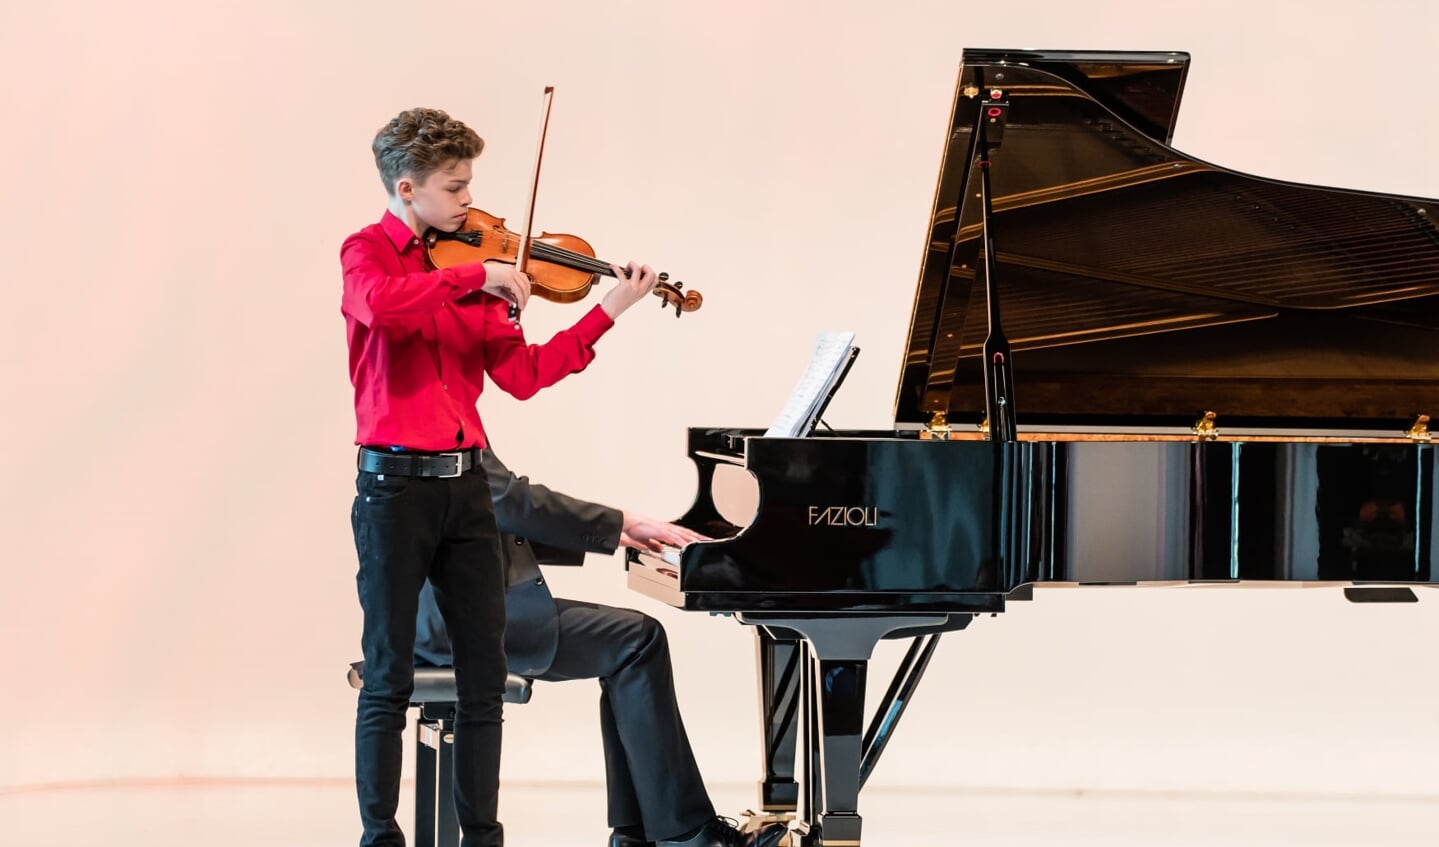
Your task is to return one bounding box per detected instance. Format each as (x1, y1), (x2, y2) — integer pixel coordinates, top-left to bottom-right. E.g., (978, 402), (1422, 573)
(627, 49), (1439, 847)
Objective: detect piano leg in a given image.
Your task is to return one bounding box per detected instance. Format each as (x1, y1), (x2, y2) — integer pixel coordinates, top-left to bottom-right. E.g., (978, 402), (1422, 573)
(740, 614), (950, 847)
(810, 654), (866, 845)
(755, 626), (802, 812)
(800, 639), (818, 841)
(859, 632), (942, 790)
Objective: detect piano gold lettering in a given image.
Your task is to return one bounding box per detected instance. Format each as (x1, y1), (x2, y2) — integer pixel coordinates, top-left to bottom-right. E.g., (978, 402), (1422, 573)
(807, 506), (880, 527)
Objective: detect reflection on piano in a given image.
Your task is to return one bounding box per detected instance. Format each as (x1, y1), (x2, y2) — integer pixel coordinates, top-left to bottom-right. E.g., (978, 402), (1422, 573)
(628, 49), (1439, 847)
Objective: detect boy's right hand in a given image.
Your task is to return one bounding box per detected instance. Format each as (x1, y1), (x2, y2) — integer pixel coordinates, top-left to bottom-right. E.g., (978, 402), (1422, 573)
(481, 261), (532, 311)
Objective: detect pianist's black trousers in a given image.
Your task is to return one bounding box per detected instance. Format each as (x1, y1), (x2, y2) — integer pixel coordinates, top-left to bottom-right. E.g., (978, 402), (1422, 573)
(535, 599), (714, 842)
(352, 465), (508, 847)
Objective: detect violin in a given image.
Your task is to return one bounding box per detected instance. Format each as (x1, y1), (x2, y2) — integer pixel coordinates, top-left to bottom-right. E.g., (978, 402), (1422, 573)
(424, 208), (703, 317)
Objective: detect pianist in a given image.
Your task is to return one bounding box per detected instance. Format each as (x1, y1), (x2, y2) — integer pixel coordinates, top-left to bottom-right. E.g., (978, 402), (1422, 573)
(414, 446), (786, 847)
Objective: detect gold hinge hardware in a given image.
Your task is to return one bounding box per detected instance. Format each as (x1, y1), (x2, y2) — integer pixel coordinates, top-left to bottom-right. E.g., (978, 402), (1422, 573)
(921, 411), (952, 441)
(1192, 411), (1219, 442)
(1407, 414), (1431, 442)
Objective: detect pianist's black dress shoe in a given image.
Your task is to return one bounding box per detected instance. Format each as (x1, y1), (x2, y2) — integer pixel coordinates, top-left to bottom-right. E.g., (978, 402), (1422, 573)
(610, 827), (653, 847)
(657, 817), (787, 847)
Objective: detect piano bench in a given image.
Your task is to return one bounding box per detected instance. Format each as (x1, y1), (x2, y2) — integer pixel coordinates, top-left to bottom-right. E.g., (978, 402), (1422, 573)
(347, 662), (534, 847)
(346, 661), (534, 705)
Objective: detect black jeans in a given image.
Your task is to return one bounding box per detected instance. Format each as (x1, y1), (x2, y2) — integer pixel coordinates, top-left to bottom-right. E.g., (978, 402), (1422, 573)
(352, 463), (507, 847)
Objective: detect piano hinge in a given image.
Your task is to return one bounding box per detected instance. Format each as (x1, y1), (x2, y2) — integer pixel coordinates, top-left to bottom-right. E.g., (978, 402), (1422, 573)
(921, 411), (952, 441)
(1192, 411), (1219, 442)
(1407, 414), (1431, 442)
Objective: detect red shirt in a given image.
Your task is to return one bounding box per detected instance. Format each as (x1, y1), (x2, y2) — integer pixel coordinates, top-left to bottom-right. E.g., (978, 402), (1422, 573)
(342, 211), (614, 450)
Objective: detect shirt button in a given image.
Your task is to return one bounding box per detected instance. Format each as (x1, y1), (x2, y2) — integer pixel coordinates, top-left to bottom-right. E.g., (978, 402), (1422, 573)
(443, 384), (449, 391)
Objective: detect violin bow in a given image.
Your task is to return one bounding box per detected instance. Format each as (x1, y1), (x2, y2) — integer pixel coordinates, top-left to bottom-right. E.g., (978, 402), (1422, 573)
(511, 85), (555, 324)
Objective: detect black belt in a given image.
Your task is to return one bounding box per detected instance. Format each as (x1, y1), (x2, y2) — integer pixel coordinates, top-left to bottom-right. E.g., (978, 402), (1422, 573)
(357, 447), (483, 478)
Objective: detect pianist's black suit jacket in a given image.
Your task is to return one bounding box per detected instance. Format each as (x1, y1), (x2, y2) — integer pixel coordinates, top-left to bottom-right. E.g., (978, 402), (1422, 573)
(414, 447), (624, 676)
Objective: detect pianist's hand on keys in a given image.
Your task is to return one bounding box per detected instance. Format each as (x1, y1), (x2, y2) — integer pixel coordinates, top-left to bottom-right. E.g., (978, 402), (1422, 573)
(620, 511), (709, 553)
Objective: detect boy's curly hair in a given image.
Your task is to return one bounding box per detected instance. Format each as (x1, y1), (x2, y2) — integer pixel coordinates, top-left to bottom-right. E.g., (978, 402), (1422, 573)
(372, 108), (484, 194)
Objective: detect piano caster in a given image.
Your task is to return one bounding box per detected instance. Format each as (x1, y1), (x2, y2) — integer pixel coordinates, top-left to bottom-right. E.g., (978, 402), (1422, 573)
(739, 810), (797, 847)
(787, 820), (818, 847)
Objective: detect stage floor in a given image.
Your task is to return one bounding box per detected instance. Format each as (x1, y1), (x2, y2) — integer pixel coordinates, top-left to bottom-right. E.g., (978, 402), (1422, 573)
(4, 778), (1438, 845)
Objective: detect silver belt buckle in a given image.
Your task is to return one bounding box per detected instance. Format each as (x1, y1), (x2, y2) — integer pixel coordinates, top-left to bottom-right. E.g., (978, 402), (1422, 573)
(438, 451), (465, 478)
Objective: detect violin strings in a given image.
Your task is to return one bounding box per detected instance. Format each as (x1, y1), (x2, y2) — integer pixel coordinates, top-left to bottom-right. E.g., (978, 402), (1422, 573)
(529, 241), (685, 299)
(529, 241), (607, 269)
(454, 225), (680, 293)
(528, 241), (617, 275)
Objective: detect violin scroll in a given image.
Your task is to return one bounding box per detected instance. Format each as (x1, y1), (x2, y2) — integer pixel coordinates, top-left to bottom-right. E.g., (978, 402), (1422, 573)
(653, 273), (703, 317)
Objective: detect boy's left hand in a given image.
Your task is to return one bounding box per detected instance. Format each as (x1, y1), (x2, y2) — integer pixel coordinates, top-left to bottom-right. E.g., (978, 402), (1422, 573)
(601, 262), (660, 319)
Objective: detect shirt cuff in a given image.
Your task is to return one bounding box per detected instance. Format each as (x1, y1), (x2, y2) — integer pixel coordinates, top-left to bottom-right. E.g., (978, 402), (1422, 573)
(592, 506), (624, 553)
(443, 261), (487, 297)
(571, 304), (615, 345)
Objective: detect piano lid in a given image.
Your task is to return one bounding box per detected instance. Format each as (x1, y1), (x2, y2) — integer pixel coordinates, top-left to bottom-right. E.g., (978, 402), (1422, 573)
(894, 49), (1439, 433)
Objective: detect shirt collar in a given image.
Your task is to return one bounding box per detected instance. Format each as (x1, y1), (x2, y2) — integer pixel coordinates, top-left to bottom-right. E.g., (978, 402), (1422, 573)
(380, 210), (421, 253)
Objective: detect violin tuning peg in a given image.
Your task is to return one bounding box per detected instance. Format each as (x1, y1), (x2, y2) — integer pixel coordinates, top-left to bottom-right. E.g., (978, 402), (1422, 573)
(658, 272), (669, 282)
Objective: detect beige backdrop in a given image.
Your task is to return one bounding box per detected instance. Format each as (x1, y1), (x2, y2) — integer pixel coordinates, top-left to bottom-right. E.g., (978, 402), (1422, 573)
(3, 0), (1439, 802)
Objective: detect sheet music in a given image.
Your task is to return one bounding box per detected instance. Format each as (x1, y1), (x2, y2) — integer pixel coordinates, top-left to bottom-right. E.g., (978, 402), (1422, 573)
(764, 330), (857, 438)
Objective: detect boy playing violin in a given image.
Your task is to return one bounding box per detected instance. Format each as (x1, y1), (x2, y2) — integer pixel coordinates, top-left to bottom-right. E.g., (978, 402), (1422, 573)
(342, 106), (659, 847)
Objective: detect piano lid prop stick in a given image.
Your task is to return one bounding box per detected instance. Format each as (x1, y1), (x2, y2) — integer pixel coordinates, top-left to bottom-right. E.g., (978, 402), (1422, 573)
(975, 88), (1017, 443)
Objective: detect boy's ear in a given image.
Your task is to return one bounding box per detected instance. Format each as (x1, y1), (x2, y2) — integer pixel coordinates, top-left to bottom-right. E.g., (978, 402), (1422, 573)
(395, 175), (414, 201)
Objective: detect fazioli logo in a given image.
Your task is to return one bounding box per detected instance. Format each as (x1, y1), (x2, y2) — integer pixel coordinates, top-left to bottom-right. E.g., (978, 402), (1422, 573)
(807, 506), (879, 527)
